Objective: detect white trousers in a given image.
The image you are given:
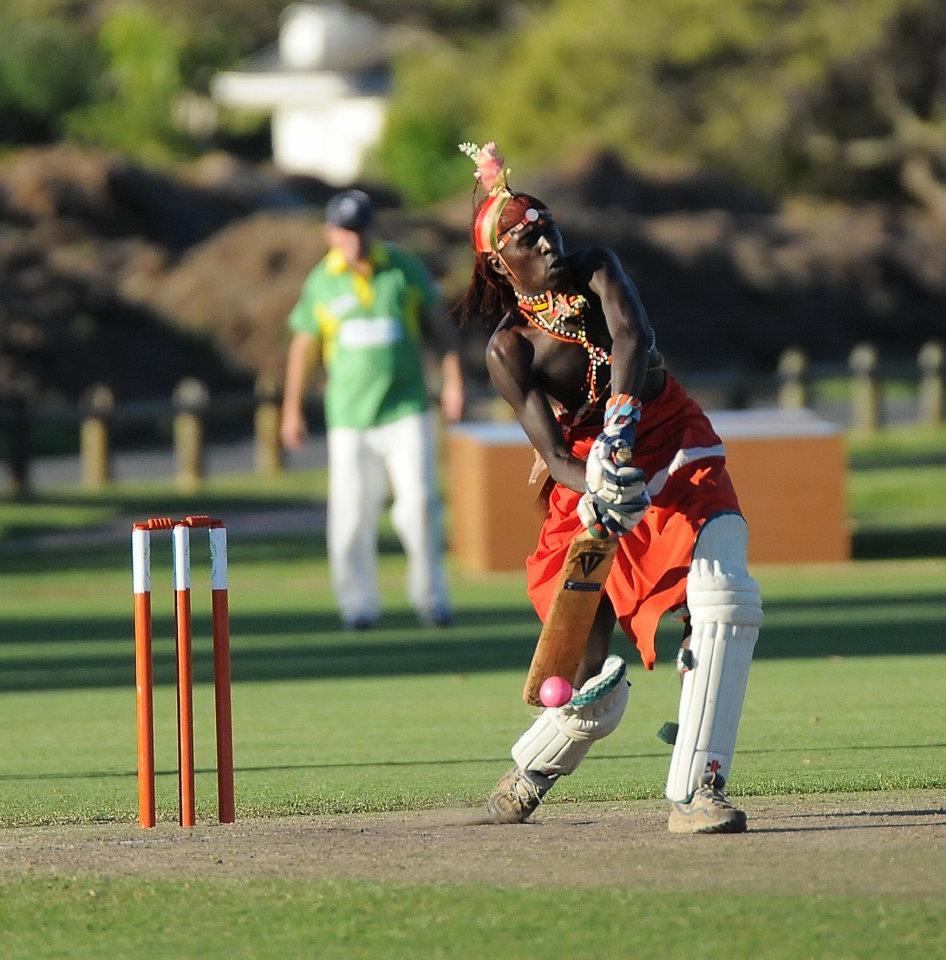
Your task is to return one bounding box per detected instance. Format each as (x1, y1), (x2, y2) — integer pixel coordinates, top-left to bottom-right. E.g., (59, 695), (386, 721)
(327, 411), (450, 623)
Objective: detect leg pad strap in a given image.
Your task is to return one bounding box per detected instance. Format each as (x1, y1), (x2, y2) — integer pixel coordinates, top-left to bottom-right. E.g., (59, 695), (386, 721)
(512, 655), (629, 777)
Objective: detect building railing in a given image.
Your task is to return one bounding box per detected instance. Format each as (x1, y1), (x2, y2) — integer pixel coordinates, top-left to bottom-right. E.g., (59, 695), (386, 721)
(1, 341), (942, 497)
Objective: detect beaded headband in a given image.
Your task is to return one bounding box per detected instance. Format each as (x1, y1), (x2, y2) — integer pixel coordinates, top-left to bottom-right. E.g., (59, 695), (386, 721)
(459, 141), (544, 254)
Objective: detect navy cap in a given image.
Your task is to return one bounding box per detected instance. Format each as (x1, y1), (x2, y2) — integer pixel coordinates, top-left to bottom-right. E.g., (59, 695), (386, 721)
(325, 189), (375, 231)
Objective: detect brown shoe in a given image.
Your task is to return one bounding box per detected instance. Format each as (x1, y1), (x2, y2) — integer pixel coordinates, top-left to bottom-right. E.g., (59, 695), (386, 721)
(668, 773), (748, 834)
(484, 767), (554, 824)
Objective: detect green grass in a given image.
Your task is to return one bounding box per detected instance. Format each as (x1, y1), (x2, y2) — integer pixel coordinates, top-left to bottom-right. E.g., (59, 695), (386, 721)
(0, 422), (942, 823)
(0, 423), (943, 958)
(846, 423), (946, 468)
(0, 547), (943, 826)
(845, 424), (945, 558)
(812, 376), (921, 405)
(0, 468), (327, 540)
(2, 876), (942, 960)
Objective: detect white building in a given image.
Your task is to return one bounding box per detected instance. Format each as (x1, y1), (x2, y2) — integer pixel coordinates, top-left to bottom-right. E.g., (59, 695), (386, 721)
(211, 3), (390, 185)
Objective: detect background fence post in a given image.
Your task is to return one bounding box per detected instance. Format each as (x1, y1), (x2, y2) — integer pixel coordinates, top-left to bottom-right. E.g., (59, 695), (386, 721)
(2, 392), (31, 497)
(917, 340), (944, 426)
(777, 347), (809, 409)
(849, 342), (881, 432)
(80, 384), (114, 491)
(254, 374), (284, 475)
(173, 378), (209, 492)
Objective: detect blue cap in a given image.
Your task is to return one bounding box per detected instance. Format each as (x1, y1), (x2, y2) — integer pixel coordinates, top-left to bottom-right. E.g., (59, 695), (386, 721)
(325, 189), (375, 231)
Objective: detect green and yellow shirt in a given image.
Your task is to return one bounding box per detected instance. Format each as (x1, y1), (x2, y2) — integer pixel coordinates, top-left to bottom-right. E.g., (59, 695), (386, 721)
(288, 243), (441, 429)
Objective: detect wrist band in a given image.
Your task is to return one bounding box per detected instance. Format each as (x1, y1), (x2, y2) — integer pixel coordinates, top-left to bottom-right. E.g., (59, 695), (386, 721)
(605, 393), (642, 426)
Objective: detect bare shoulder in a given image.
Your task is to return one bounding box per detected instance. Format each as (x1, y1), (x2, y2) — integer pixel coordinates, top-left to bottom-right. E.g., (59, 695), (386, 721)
(486, 321), (532, 376)
(567, 247), (626, 290)
(485, 319), (536, 404)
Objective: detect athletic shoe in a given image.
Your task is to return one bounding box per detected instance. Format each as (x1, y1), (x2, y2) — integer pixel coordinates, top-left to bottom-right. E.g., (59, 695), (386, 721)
(419, 607), (455, 628)
(484, 767), (554, 824)
(343, 615), (377, 631)
(668, 772), (748, 834)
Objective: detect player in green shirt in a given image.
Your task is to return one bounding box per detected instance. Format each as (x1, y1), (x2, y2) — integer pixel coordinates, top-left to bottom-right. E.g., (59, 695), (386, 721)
(281, 190), (464, 629)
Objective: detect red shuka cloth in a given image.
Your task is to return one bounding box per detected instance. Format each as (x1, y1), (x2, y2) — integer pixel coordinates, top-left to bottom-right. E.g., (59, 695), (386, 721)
(525, 375), (741, 670)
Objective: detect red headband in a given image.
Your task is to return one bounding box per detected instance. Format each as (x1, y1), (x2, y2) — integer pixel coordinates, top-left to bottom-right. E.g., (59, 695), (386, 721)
(472, 192), (510, 253)
(462, 141), (543, 254)
(473, 197), (546, 263)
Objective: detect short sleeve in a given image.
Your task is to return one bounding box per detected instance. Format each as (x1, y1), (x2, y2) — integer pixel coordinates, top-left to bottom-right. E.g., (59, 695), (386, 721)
(287, 266), (327, 334)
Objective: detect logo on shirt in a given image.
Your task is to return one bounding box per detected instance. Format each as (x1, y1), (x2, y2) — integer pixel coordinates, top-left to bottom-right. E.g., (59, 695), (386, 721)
(337, 317), (403, 349)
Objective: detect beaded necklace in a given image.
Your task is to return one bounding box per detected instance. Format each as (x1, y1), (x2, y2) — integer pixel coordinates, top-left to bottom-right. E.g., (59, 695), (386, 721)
(516, 290), (611, 406)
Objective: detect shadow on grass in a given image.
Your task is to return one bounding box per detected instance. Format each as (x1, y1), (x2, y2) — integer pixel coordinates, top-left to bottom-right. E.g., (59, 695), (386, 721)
(848, 449), (946, 471)
(852, 527), (946, 560)
(0, 489), (314, 538)
(0, 531), (414, 574)
(2, 743), (942, 784)
(1, 593), (944, 692)
(3, 487), (317, 514)
(3, 591), (939, 647)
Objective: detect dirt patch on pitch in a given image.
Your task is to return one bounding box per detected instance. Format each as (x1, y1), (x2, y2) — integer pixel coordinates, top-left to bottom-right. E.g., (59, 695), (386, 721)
(1, 790), (943, 896)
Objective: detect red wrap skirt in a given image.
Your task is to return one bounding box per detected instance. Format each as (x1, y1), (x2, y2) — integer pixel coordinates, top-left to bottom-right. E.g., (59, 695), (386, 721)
(525, 375), (741, 670)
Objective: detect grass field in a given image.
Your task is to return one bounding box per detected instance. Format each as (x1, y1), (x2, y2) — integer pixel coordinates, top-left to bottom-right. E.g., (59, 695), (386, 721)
(0, 424), (943, 958)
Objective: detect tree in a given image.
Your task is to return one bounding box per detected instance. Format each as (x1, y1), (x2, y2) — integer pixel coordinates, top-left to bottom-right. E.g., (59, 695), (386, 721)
(0, 10), (100, 142)
(380, 0), (944, 208)
(373, 44), (477, 204)
(801, 2), (946, 220)
(65, 4), (189, 162)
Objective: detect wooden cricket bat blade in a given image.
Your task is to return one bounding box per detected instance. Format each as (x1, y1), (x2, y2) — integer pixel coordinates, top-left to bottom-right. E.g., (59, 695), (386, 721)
(523, 532), (619, 706)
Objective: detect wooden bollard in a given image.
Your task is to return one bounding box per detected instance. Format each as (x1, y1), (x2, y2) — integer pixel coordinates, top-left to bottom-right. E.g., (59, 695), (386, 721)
(80, 384), (114, 491)
(173, 378), (209, 492)
(254, 374), (284, 475)
(2, 393), (30, 498)
(849, 343), (881, 433)
(917, 341), (944, 426)
(777, 347), (809, 410)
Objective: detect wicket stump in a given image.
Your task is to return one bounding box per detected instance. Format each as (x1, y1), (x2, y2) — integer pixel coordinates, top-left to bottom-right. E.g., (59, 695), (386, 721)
(132, 515), (235, 828)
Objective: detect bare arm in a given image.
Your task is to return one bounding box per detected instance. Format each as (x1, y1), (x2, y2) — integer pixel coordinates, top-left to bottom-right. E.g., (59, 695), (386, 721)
(589, 250), (654, 400)
(416, 299), (464, 422)
(485, 327), (586, 492)
(280, 331), (318, 449)
(439, 350), (464, 423)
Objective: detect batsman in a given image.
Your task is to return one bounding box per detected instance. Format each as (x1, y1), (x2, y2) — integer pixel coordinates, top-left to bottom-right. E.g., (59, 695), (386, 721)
(457, 143), (763, 834)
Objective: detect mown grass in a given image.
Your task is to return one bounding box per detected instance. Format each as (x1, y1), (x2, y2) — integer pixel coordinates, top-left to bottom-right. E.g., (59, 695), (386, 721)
(0, 423), (942, 825)
(0, 423), (942, 959)
(2, 876), (943, 960)
(0, 547), (943, 826)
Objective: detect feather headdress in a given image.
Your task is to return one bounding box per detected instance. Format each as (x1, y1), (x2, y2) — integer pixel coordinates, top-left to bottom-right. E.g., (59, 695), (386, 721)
(459, 141), (539, 254)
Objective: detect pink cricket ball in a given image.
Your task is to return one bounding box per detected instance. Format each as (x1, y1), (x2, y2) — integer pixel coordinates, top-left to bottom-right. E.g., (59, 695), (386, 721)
(539, 675), (574, 708)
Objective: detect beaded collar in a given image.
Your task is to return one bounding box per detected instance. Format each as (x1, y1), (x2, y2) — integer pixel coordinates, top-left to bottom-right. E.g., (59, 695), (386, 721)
(516, 290), (611, 406)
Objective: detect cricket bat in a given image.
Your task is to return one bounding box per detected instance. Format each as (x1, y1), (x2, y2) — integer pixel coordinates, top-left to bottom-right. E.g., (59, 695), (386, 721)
(522, 530), (619, 705)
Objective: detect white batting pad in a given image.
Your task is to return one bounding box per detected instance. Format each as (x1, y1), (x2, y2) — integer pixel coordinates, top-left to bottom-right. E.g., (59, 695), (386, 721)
(512, 655), (629, 777)
(666, 513), (763, 802)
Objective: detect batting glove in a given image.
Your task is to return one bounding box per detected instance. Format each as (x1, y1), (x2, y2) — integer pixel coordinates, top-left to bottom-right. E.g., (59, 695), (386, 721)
(578, 489), (650, 539)
(586, 456), (648, 508)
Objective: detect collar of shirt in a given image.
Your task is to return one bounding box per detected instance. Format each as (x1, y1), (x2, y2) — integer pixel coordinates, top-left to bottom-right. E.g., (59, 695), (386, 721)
(325, 242), (389, 277)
